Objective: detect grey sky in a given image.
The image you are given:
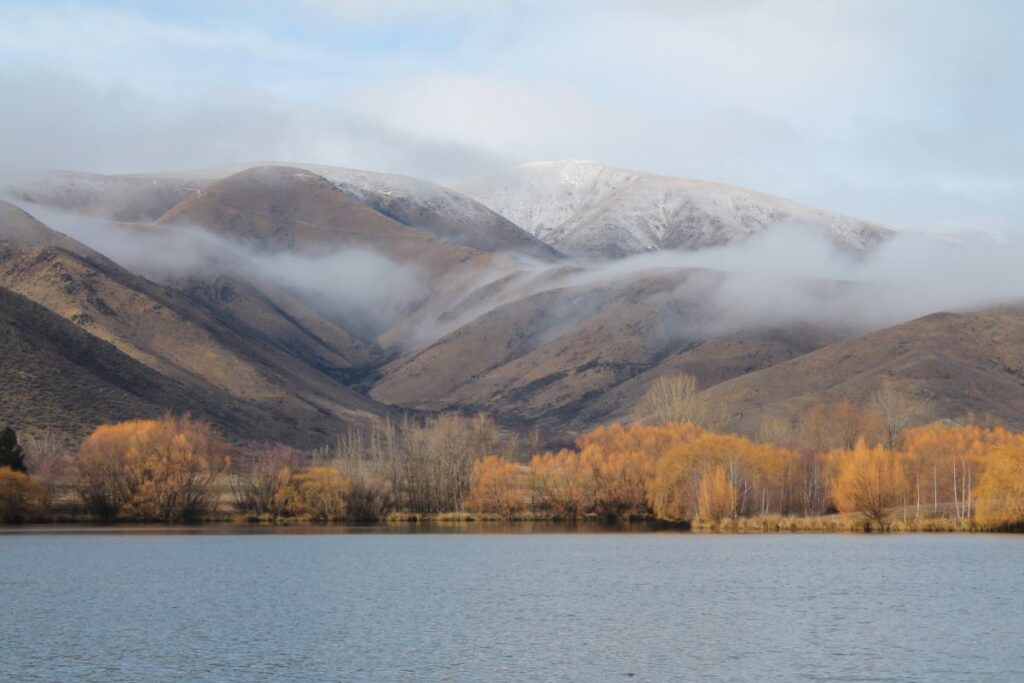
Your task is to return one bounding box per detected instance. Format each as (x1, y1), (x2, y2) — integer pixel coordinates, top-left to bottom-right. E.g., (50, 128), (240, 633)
(0, 1), (1020, 233)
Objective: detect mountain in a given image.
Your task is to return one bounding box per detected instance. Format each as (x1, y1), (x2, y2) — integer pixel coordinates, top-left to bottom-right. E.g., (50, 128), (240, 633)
(157, 166), (491, 270)
(703, 307), (1024, 434)
(451, 160), (893, 258)
(1, 169), (203, 222)
(280, 163), (559, 260)
(370, 265), (849, 434)
(0, 200), (388, 446)
(3, 163), (558, 261)
(0, 284), (204, 444)
(3, 161), (1020, 452)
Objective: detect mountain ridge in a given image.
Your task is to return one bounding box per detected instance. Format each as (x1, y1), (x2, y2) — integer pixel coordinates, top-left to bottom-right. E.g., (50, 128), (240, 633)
(451, 160), (893, 258)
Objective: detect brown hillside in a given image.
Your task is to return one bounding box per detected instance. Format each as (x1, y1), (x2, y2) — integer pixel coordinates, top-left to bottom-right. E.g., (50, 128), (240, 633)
(704, 308), (1024, 433)
(371, 267), (846, 432)
(0, 201), (388, 446)
(0, 285), (342, 446)
(157, 166), (494, 278)
(3, 164), (559, 260)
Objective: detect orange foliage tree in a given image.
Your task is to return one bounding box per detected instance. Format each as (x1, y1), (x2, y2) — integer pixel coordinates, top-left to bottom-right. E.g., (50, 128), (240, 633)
(578, 422), (705, 519)
(698, 464), (738, 523)
(647, 431), (795, 522)
(289, 466), (351, 521)
(830, 440), (907, 525)
(464, 455), (529, 516)
(530, 449), (592, 518)
(899, 422), (1024, 522)
(973, 442), (1024, 529)
(74, 415), (226, 522)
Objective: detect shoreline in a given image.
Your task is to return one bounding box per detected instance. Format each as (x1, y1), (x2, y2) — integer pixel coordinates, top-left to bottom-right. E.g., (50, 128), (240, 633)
(2, 516), (1018, 535)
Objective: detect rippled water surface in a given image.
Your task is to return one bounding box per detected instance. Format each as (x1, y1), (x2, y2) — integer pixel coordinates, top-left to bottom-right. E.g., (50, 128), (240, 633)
(1, 529), (1022, 682)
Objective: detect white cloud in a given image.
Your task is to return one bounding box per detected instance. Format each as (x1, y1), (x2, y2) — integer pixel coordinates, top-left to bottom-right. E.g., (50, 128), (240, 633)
(0, 1), (1020, 232)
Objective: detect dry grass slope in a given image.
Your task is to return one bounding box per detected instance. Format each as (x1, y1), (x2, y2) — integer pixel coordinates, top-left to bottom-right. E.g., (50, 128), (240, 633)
(705, 307), (1024, 434)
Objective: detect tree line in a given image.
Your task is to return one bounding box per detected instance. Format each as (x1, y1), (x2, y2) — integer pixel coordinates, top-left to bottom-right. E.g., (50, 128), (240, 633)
(464, 419), (1024, 530)
(1, 374), (1022, 529)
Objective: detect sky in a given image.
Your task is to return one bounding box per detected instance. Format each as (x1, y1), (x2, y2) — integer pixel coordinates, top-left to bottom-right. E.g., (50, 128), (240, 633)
(0, 0), (1021, 233)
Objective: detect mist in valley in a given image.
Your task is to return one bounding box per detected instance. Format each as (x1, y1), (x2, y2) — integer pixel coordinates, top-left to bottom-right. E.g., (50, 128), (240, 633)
(8, 201), (428, 340)
(9, 196), (1024, 356)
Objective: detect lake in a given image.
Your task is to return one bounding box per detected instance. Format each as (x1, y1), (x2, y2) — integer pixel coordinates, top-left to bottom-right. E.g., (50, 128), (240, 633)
(1, 528), (1021, 682)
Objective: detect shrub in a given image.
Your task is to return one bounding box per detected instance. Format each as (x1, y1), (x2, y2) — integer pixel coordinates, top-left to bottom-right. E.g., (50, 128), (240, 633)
(0, 467), (43, 522)
(231, 445), (299, 516)
(74, 416), (226, 522)
(291, 466), (350, 521)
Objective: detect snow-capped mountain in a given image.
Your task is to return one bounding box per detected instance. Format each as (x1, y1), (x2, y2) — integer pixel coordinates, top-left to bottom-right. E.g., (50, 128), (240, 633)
(451, 160), (893, 258)
(283, 163), (559, 259)
(2, 163), (559, 260)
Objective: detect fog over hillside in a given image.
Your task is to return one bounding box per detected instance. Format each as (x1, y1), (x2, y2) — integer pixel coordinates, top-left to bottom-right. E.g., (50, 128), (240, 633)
(7, 173), (1024, 350)
(15, 202), (428, 340)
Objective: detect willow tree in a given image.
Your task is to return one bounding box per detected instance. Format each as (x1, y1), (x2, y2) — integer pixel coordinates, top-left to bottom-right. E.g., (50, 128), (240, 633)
(830, 440), (907, 526)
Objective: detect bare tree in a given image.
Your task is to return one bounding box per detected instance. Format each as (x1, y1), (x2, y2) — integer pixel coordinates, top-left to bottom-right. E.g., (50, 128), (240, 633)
(230, 445), (300, 516)
(632, 373), (723, 428)
(872, 378), (928, 450)
(330, 413), (509, 514)
(20, 431), (71, 516)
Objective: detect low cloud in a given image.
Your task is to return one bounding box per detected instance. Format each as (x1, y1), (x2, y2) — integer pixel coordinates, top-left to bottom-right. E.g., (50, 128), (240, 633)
(402, 223), (1024, 349)
(12, 203), (426, 339)
(10, 200), (1024, 350)
(566, 224), (1024, 334)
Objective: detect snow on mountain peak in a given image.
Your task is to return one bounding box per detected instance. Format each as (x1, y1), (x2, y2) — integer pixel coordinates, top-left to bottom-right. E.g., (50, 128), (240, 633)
(451, 161), (894, 259)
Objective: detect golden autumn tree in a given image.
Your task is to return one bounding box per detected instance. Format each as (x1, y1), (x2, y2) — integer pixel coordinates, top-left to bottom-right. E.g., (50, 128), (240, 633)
(830, 440), (907, 525)
(646, 440), (702, 521)
(575, 422), (705, 519)
(586, 446), (655, 519)
(899, 422), (1015, 521)
(974, 443), (1024, 529)
(75, 415), (226, 522)
(290, 466), (351, 521)
(530, 449), (592, 518)
(464, 455), (528, 517)
(646, 431), (795, 521)
(698, 463), (737, 523)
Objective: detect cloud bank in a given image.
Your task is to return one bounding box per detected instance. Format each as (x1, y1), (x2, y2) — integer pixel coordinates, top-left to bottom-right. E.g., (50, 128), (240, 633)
(9, 199), (1024, 351)
(15, 203), (425, 339)
(0, 1), (1021, 233)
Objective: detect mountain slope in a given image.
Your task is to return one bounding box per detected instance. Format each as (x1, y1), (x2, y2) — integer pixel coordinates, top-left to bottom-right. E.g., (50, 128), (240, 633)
(0, 201), (388, 446)
(0, 284), (200, 444)
(157, 166), (493, 273)
(286, 163), (559, 260)
(3, 163), (558, 260)
(370, 266), (849, 433)
(452, 160), (893, 258)
(703, 307), (1024, 434)
(1, 169), (202, 222)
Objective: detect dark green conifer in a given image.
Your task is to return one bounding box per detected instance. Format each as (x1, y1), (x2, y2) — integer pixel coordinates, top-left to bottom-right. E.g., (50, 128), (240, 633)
(0, 427), (27, 472)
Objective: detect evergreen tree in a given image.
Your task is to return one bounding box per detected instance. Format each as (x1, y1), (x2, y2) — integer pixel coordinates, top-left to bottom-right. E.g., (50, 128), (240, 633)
(0, 427), (27, 472)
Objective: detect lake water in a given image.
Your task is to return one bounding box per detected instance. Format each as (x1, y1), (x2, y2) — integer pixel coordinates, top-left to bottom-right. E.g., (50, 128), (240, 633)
(1, 528), (1022, 682)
